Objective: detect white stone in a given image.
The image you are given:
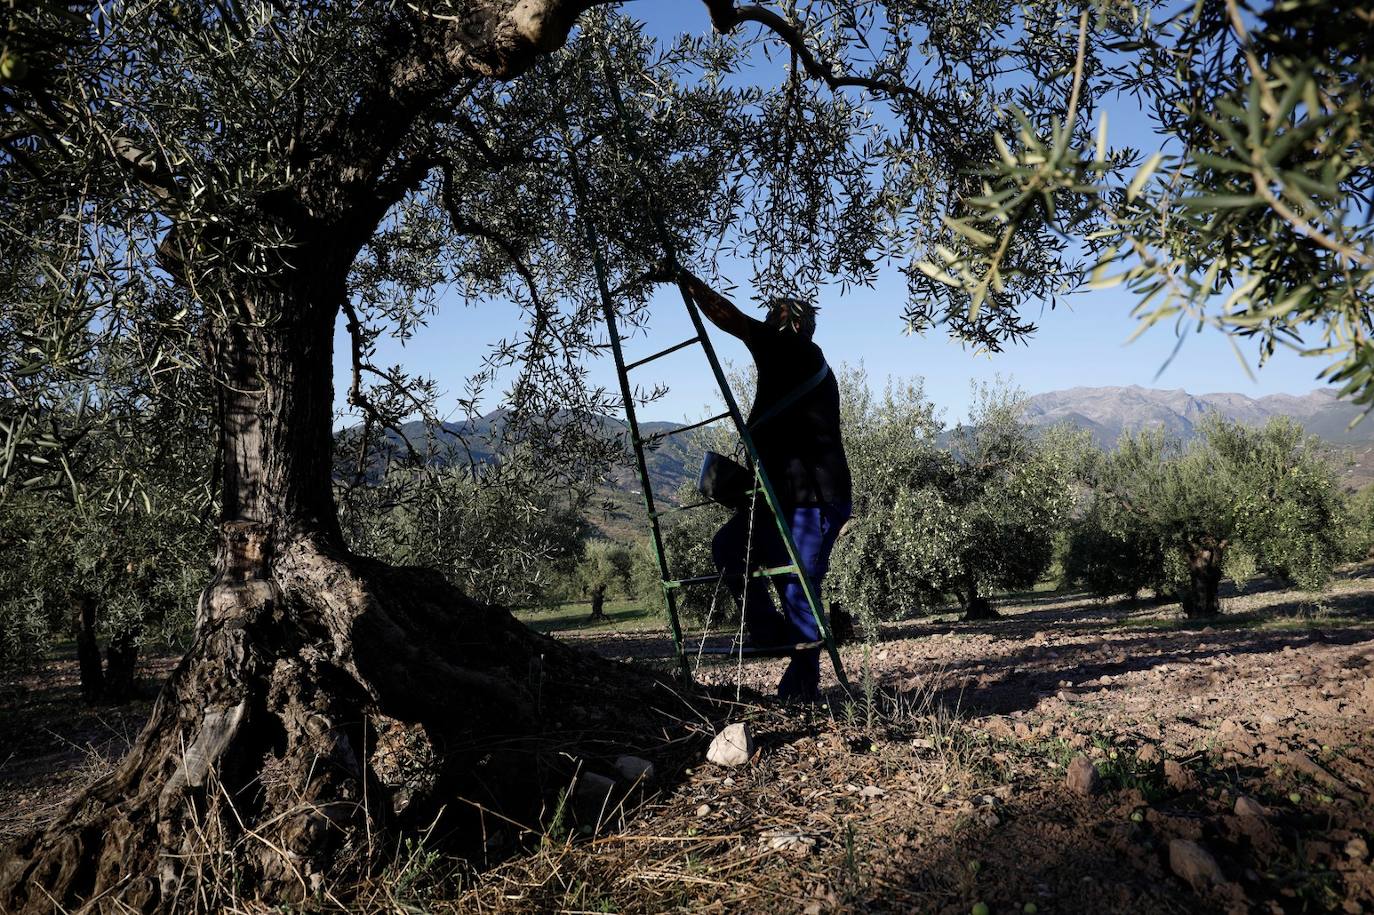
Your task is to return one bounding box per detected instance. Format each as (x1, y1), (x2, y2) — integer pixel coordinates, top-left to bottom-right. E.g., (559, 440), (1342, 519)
(762, 829), (815, 854)
(707, 722), (755, 767)
(1234, 795), (1268, 818)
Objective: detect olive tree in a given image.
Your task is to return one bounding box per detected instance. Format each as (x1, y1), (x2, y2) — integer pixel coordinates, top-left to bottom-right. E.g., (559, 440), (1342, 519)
(0, 475), (211, 703)
(338, 451), (587, 609)
(926, 0), (1374, 407)
(0, 246), (213, 700)
(830, 378), (1081, 625)
(1348, 483), (1374, 559)
(2, 0), (1365, 909)
(1068, 416), (1350, 616)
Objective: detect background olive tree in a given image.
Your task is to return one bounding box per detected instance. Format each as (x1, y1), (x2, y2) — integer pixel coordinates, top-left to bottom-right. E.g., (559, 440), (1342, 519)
(830, 376), (1083, 627)
(2, 0), (1369, 909)
(1066, 416), (1350, 615)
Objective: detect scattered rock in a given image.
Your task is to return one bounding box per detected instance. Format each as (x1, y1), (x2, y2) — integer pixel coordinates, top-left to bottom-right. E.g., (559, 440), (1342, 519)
(761, 829), (815, 855)
(573, 771), (616, 820)
(1284, 751), (1343, 791)
(1169, 838), (1224, 889)
(1136, 743), (1163, 766)
(614, 755), (655, 783)
(982, 717), (1014, 740)
(1164, 759), (1197, 792)
(1067, 755), (1102, 796)
(707, 723), (755, 767)
(859, 785), (885, 798)
(695, 803), (711, 817)
(1345, 836), (1369, 861)
(1217, 719), (1258, 756)
(1234, 796), (1268, 818)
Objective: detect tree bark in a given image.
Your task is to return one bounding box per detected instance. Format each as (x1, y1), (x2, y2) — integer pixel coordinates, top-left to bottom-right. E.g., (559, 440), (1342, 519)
(0, 6), (651, 908)
(1, 275), (669, 911)
(102, 628), (141, 704)
(75, 595), (104, 704)
(1179, 542), (1223, 618)
(588, 584), (607, 621)
(960, 573), (998, 621)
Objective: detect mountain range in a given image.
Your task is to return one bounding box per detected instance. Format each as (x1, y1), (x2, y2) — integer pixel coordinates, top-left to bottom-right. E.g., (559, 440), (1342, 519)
(1020, 385), (1373, 446)
(343, 386), (1374, 539)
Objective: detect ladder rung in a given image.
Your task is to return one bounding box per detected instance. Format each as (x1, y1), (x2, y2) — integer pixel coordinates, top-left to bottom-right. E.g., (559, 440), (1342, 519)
(640, 411), (731, 444)
(624, 335), (701, 371)
(751, 565), (799, 579)
(651, 500), (715, 518)
(664, 565), (800, 589)
(665, 573), (726, 589)
(695, 640), (824, 658)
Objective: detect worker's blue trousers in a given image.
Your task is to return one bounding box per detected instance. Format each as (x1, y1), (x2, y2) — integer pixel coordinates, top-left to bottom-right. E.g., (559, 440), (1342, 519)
(711, 500), (851, 701)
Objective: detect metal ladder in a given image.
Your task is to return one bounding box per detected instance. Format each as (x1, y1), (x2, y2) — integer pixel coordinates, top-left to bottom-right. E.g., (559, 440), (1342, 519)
(603, 285), (851, 693)
(559, 46), (851, 693)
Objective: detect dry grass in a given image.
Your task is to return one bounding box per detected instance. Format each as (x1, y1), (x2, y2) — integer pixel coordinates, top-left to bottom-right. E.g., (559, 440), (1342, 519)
(7, 569), (1374, 913)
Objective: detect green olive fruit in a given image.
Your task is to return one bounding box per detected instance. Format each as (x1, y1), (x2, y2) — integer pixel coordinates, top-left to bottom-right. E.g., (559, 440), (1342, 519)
(0, 52), (28, 82)
(1023, 904), (1039, 914)
(971, 904), (990, 915)
(1130, 810), (1144, 823)
(1289, 791), (1302, 804)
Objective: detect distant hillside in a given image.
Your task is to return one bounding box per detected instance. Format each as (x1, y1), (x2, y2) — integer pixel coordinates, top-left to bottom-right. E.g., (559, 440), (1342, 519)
(1023, 385), (1373, 446)
(339, 410), (709, 540)
(1022, 385), (1374, 489)
(339, 386), (1374, 543)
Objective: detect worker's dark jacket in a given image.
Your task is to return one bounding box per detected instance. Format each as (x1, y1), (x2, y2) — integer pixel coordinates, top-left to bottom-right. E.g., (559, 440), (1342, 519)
(740, 317), (851, 508)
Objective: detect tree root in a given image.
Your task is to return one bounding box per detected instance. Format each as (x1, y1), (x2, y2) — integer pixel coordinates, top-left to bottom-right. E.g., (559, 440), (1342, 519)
(0, 528), (679, 913)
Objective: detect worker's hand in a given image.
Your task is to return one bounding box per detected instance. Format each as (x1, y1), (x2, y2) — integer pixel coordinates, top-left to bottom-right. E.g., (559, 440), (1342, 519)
(641, 258), (681, 284)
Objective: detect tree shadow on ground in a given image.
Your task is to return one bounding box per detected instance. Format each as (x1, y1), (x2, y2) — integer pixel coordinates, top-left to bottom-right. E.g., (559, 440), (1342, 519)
(520, 606), (653, 634)
(841, 774), (1313, 915)
(883, 568), (1374, 645)
(888, 601), (1374, 719)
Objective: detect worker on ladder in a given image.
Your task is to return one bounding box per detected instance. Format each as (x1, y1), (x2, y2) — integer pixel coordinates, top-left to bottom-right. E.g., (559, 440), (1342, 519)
(674, 269), (852, 702)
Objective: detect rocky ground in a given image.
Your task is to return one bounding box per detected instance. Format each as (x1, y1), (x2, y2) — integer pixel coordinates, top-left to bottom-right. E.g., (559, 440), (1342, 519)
(467, 566), (1374, 914)
(2, 567), (1371, 913)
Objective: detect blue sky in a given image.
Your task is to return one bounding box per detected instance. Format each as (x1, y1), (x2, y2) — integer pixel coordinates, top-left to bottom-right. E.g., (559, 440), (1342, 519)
(332, 4), (1334, 428)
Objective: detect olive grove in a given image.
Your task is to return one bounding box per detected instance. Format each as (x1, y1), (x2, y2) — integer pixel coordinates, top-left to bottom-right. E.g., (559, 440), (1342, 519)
(1065, 417), (1352, 615)
(829, 377), (1084, 626)
(1, 0), (1369, 910)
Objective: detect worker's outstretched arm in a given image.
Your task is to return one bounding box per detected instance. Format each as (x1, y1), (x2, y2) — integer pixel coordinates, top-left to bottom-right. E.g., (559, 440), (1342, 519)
(676, 270), (756, 342)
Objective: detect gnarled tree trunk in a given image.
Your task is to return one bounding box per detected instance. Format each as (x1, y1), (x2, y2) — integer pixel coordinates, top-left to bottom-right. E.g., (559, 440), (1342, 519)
(75, 594), (104, 703)
(74, 595), (143, 704)
(0, 6), (649, 908)
(1179, 540), (1224, 618)
(1, 274), (660, 912)
(960, 571), (998, 621)
(102, 628), (141, 703)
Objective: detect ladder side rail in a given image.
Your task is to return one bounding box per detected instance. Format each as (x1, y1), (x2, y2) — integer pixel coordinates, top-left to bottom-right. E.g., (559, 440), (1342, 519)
(598, 48), (851, 694)
(558, 119), (692, 683)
